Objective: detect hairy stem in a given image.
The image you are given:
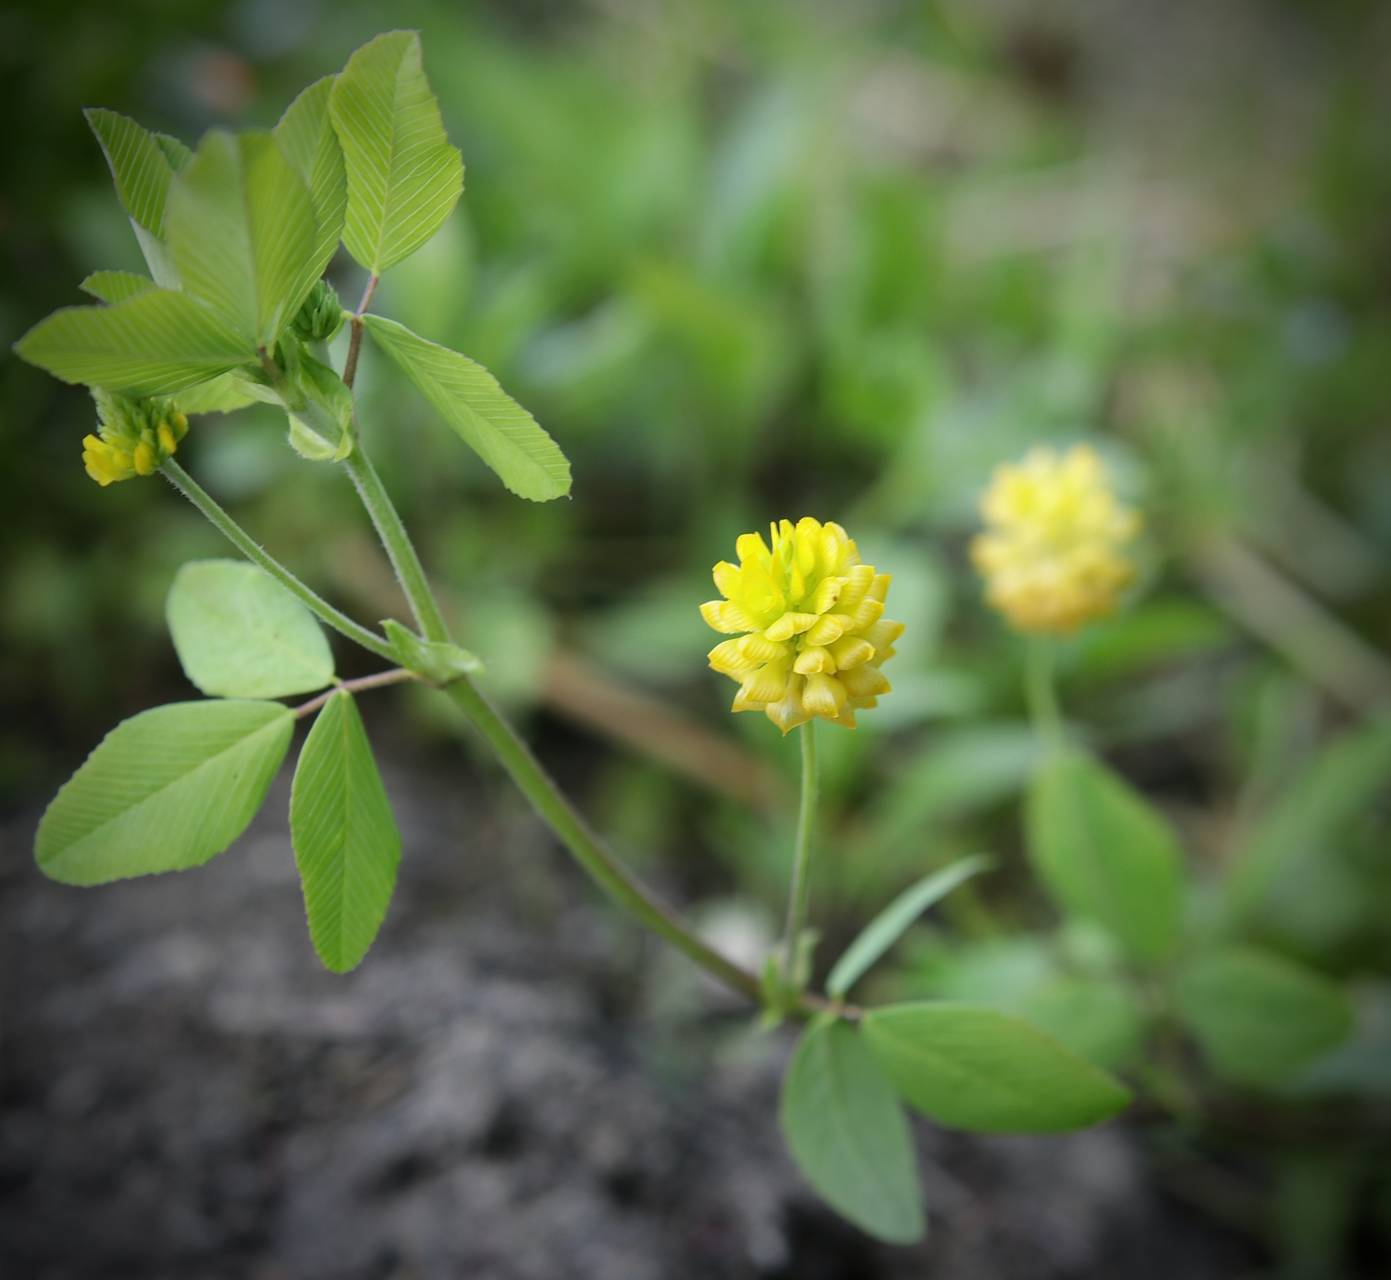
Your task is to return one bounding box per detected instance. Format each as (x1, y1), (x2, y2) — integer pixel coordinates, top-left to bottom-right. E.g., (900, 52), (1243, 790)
(160, 458), (396, 663)
(780, 722), (819, 985)
(342, 449), (452, 643)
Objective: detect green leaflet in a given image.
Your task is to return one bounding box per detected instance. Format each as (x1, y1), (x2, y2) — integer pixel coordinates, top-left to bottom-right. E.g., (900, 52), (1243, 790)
(35, 700), (293, 886)
(274, 76), (348, 309)
(363, 314), (571, 501)
(290, 690), (402, 972)
(85, 108), (178, 236)
(79, 270), (155, 305)
(167, 559), (335, 699)
(779, 1017), (925, 1244)
(862, 1002), (1131, 1133)
(827, 854), (993, 999)
(329, 30), (464, 274)
(1175, 946), (1354, 1087)
(1026, 749), (1183, 963)
(14, 289), (249, 396)
(167, 130), (318, 348)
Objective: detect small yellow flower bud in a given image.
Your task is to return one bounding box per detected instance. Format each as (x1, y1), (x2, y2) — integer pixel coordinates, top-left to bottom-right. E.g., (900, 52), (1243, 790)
(132, 440), (158, 476)
(971, 445), (1140, 634)
(700, 517), (902, 732)
(81, 391), (190, 487)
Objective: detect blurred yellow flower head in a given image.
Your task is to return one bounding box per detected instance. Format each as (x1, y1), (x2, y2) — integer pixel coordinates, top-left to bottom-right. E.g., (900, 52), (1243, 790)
(701, 517), (903, 732)
(82, 390), (188, 487)
(972, 445), (1139, 634)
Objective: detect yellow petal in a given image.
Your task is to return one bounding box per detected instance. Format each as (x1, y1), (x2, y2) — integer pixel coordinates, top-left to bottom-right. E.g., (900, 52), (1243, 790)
(738, 660), (791, 705)
(712, 560), (742, 598)
(801, 673), (847, 719)
(809, 575), (845, 615)
(836, 564), (876, 609)
(765, 611), (818, 642)
(864, 619), (905, 651)
(804, 613), (849, 646)
(736, 633), (787, 664)
(841, 665), (890, 698)
(846, 597), (884, 631)
(700, 600), (758, 634)
(736, 531), (771, 569)
(828, 636), (874, 670)
(707, 638), (757, 677)
(793, 646), (835, 675)
(766, 676), (812, 734)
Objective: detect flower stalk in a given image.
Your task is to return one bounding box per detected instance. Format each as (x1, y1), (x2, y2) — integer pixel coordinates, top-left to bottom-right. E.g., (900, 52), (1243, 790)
(780, 721), (819, 987)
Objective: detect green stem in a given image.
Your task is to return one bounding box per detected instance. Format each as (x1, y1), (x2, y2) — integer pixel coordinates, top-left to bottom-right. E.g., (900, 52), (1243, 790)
(160, 458), (396, 663)
(780, 721), (819, 986)
(443, 678), (764, 1003)
(1024, 636), (1066, 753)
(342, 448), (452, 644)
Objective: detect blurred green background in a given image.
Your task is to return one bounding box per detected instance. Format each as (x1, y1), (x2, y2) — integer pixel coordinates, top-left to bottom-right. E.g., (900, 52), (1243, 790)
(3, 0), (1391, 1269)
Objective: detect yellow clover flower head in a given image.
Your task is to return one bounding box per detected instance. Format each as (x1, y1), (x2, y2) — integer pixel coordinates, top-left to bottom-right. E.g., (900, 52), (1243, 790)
(971, 444), (1140, 634)
(701, 517), (903, 733)
(82, 390), (189, 488)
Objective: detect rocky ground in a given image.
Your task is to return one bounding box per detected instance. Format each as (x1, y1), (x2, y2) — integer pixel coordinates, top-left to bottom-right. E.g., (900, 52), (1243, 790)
(0, 742), (1256, 1279)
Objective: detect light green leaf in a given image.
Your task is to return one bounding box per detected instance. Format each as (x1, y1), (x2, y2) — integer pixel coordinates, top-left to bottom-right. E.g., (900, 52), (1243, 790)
(14, 290), (249, 396)
(167, 130), (318, 347)
(1019, 976), (1145, 1072)
(1227, 718), (1391, 919)
(363, 314), (570, 501)
(167, 559), (335, 698)
(827, 855), (993, 998)
(779, 1016), (925, 1244)
(290, 690), (401, 972)
(1026, 749), (1183, 963)
(79, 270), (154, 305)
(35, 700), (292, 885)
(275, 76), (348, 303)
(383, 619), (481, 684)
(329, 30), (464, 274)
(862, 1002), (1131, 1133)
(86, 108), (178, 236)
(153, 131), (192, 172)
(174, 372), (259, 415)
(1175, 946), (1353, 1087)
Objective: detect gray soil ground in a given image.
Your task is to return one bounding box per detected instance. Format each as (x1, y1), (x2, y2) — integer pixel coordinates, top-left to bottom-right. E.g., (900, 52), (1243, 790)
(1, 748), (1255, 1279)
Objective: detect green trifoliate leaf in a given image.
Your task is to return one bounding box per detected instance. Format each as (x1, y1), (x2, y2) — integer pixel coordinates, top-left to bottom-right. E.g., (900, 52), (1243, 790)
(827, 854), (993, 999)
(14, 289), (249, 396)
(363, 314), (571, 501)
(383, 620), (481, 684)
(779, 1016), (925, 1244)
(1026, 749), (1183, 963)
(1175, 946), (1353, 1088)
(167, 130), (318, 348)
(79, 270), (155, 305)
(290, 690), (402, 973)
(862, 1002), (1131, 1133)
(35, 700), (292, 885)
(329, 30), (464, 274)
(167, 559), (335, 698)
(274, 76), (348, 308)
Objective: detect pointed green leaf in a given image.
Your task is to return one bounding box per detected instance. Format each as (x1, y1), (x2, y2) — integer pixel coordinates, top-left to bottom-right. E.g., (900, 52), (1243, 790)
(779, 1016), (925, 1244)
(275, 76), (348, 303)
(862, 1002), (1131, 1133)
(79, 270), (155, 305)
(167, 130), (318, 347)
(86, 108), (178, 236)
(290, 690), (402, 972)
(363, 314), (570, 501)
(14, 290), (250, 395)
(1175, 946), (1353, 1087)
(1026, 749), (1183, 963)
(828, 855), (993, 999)
(153, 131), (192, 172)
(383, 619), (481, 684)
(167, 559), (335, 699)
(35, 700), (292, 885)
(329, 30), (464, 273)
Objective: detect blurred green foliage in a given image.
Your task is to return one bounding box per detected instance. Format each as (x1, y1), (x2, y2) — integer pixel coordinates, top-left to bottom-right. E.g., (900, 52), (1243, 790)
(4, 0), (1391, 1267)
